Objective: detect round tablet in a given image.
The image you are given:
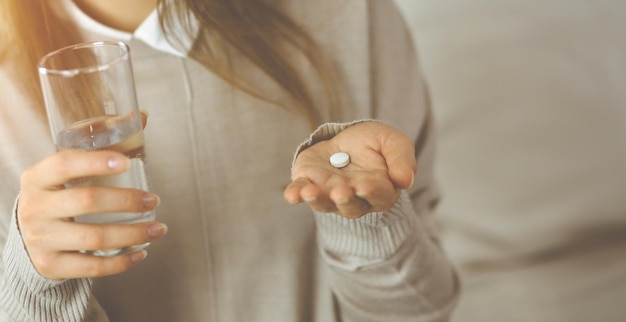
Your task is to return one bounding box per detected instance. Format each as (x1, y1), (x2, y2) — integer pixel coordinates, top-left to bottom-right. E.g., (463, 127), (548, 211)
(330, 152), (350, 168)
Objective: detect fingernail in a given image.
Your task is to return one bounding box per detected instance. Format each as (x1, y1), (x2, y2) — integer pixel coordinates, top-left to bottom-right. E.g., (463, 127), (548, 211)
(148, 223), (168, 238)
(303, 195), (317, 203)
(107, 157), (128, 170)
(143, 193), (160, 209)
(409, 173), (415, 189)
(130, 250), (147, 264)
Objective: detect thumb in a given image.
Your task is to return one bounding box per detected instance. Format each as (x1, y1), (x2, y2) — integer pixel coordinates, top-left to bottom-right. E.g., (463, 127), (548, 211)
(382, 133), (417, 189)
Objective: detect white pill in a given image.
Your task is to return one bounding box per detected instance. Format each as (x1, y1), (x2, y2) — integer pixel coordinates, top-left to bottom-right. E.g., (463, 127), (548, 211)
(330, 152), (350, 168)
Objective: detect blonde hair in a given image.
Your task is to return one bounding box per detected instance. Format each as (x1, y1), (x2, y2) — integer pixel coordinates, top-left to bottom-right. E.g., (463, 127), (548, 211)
(0, 1), (82, 120)
(0, 0), (339, 127)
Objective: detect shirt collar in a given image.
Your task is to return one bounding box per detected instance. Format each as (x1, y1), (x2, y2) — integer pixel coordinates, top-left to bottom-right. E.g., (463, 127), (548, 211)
(63, 0), (198, 57)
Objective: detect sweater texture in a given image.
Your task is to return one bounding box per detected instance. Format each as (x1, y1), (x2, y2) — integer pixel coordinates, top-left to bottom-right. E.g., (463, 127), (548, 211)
(0, 1), (458, 321)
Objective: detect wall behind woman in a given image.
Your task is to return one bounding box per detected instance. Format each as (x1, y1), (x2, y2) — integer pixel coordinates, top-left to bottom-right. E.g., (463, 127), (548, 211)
(395, 1), (626, 322)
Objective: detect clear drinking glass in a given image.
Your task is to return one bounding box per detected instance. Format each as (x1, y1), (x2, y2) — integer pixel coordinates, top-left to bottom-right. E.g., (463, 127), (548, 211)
(38, 41), (155, 257)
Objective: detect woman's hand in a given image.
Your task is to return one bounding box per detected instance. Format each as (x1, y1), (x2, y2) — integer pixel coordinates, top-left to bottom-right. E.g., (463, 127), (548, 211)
(284, 121), (416, 219)
(18, 149), (165, 281)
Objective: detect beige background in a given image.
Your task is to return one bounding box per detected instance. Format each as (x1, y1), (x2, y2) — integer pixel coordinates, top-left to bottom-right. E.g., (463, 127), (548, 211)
(395, 1), (626, 321)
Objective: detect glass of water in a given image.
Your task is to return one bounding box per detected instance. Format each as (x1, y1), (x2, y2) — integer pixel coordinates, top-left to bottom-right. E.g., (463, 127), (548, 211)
(38, 41), (155, 257)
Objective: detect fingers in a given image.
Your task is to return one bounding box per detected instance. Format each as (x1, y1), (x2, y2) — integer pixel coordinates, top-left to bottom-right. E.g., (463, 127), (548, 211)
(21, 149), (130, 189)
(283, 177), (309, 204)
(18, 148), (164, 280)
(330, 185), (371, 219)
(284, 176), (397, 219)
(19, 184), (159, 229)
(23, 220), (167, 280)
(32, 186), (159, 219)
(25, 221), (167, 255)
(352, 176), (399, 211)
(33, 249), (149, 281)
(285, 122), (417, 218)
(284, 177), (338, 213)
(330, 175), (399, 218)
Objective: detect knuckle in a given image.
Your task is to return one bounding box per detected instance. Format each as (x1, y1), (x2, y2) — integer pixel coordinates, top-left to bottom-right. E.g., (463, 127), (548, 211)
(17, 200), (38, 223)
(20, 168), (35, 186)
(18, 218), (47, 248)
(32, 253), (57, 277)
(73, 188), (100, 210)
(21, 229), (44, 249)
(117, 192), (134, 210)
(78, 227), (107, 249)
(84, 258), (108, 277)
(51, 152), (74, 177)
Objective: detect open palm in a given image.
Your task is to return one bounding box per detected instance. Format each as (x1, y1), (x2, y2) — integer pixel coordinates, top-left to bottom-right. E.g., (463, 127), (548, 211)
(284, 121), (416, 218)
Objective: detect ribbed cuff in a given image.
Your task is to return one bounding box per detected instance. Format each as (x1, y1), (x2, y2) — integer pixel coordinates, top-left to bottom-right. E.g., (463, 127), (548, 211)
(294, 121), (417, 265)
(291, 120), (373, 170)
(0, 197), (92, 322)
(314, 191), (416, 261)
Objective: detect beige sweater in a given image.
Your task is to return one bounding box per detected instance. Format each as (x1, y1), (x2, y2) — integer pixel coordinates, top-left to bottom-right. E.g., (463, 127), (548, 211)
(0, 1), (458, 321)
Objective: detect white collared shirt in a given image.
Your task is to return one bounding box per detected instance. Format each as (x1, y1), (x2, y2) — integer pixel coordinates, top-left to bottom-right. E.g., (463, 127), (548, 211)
(61, 0), (198, 57)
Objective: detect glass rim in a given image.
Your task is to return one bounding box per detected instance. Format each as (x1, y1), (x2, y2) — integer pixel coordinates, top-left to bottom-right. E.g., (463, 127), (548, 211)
(38, 41), (130, 77)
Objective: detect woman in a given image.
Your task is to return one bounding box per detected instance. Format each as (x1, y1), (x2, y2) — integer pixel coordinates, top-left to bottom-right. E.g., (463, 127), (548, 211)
(0, 0), (459, 321)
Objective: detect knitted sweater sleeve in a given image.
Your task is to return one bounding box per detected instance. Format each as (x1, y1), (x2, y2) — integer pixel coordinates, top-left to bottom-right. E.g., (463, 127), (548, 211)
(0, 198), (108, 322)
(296, 121), (459, 322)
(293, 1), (461, 320)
